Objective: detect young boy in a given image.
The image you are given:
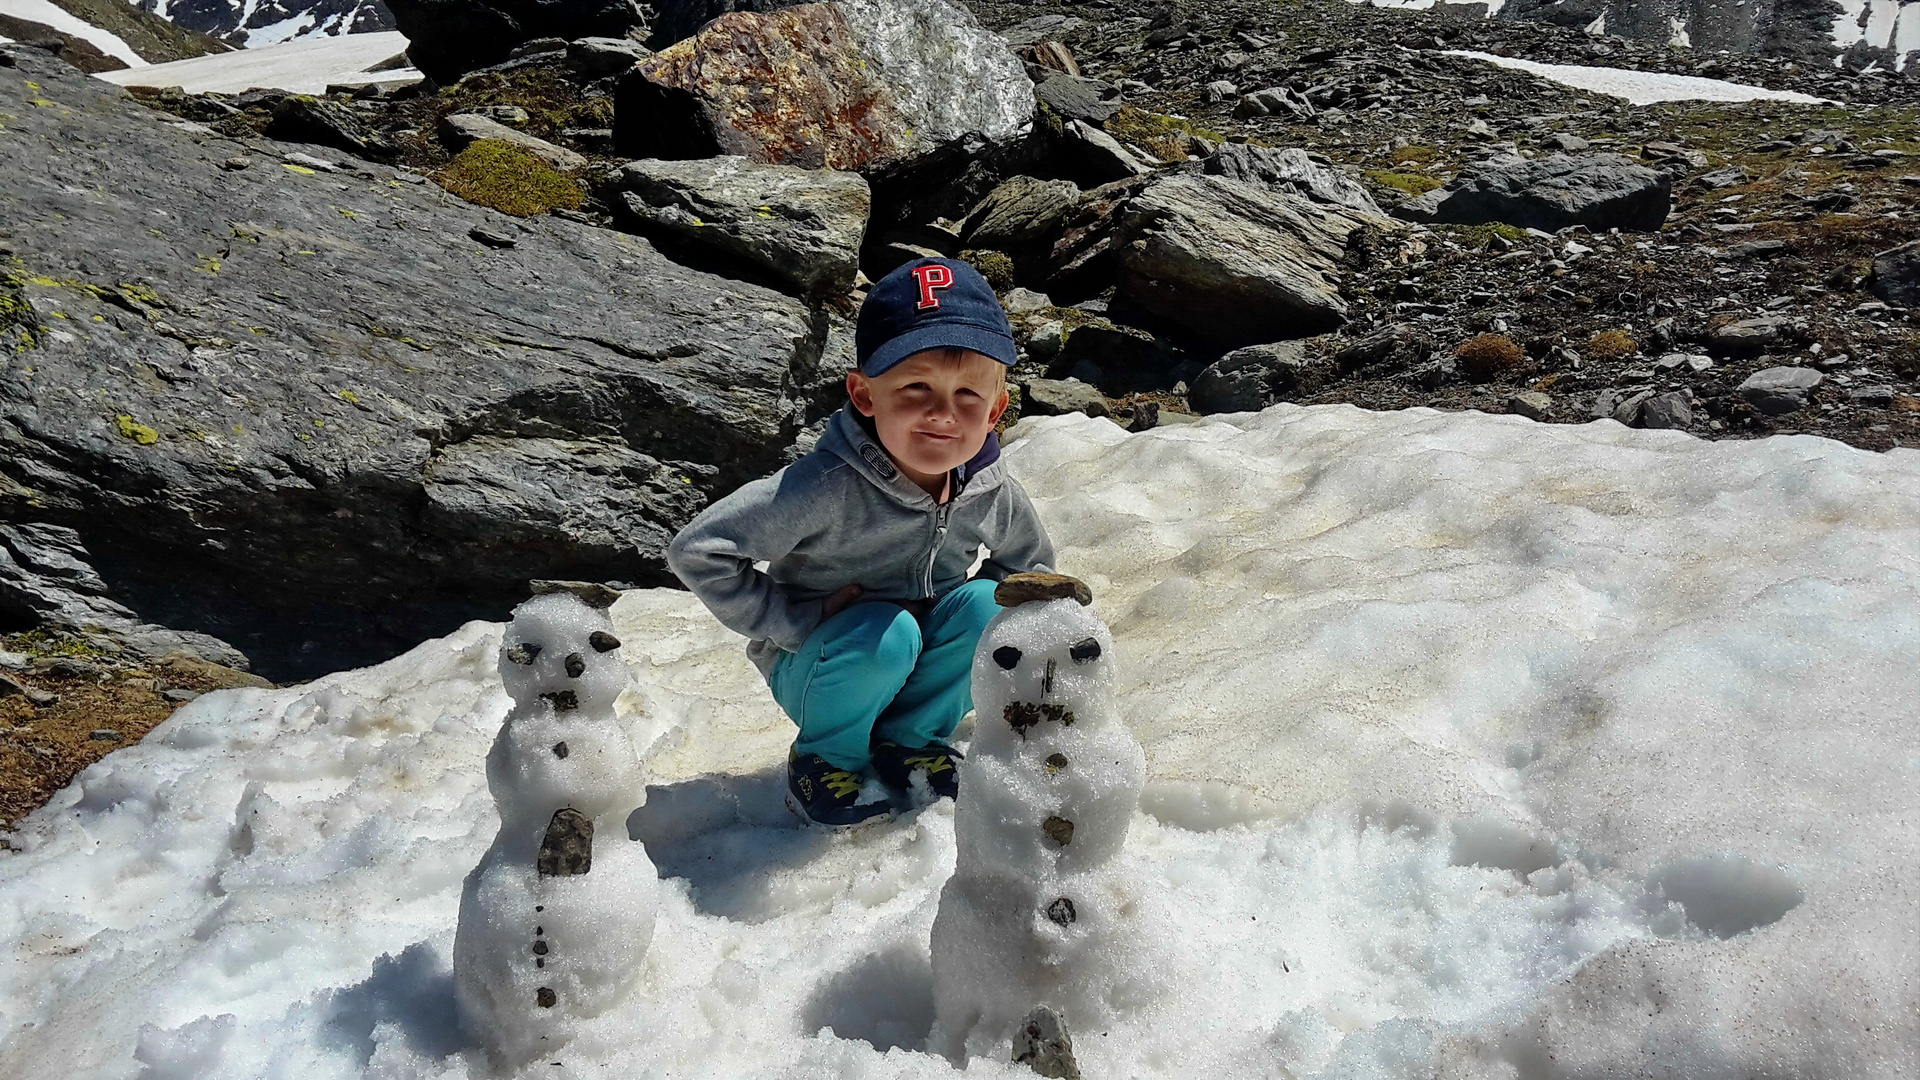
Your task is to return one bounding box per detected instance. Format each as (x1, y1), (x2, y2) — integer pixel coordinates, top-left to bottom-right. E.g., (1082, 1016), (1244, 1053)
(666, 258), (1057, 827)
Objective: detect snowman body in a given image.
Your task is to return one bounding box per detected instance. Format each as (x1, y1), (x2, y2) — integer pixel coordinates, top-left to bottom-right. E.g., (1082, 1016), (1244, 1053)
(930, 595), (1151, 1061)
(453, 592), (658, 1067)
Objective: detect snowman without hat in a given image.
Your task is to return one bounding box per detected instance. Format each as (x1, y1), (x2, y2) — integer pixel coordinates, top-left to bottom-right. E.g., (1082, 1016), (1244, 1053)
(929, 573), (1152, 1068)
(453, 583), (659, 1069)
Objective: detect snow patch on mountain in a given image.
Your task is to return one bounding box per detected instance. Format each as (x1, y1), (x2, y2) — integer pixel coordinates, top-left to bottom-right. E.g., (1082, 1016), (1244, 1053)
(0, 0), (144, 63)
(1450, 48), (1836, 102)
(94, 28), (410, 92)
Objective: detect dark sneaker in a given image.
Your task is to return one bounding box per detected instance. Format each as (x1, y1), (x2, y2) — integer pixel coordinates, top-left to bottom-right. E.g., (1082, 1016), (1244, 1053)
(873, 741), (963, 800)
(786, 751), (890, 828)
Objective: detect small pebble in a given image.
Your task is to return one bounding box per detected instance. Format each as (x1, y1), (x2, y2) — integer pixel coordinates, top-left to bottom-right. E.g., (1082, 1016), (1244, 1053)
(90, 729), (123, 741)
(221, 156), (252, 171)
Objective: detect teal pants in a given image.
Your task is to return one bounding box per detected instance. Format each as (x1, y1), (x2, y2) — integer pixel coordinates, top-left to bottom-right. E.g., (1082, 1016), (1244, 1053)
(769, 578), (1001, 772)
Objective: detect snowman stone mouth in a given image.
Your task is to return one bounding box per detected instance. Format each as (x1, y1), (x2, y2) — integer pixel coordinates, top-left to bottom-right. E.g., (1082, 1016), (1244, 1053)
(1004, 701), (1075, 737)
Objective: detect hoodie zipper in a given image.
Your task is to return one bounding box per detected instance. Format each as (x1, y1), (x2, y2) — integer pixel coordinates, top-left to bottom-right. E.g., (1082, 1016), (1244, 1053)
(924, 485), (954, 598)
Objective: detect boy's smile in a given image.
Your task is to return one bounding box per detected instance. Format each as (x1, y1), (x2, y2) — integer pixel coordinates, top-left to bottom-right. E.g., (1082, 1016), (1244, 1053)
(848, 348), (1011, 501)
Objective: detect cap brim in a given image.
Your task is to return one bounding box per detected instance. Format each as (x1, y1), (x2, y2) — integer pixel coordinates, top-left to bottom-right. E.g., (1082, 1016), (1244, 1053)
(862, 322), (1018, 376)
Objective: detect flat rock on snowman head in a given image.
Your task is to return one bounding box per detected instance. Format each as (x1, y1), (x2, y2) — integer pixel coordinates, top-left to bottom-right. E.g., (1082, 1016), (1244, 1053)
(498, 588), (626, 717)
(977, 574), (1115, 743)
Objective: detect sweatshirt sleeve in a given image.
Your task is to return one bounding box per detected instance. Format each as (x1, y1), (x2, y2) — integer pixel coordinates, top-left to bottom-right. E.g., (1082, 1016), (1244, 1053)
(977, 478), (1057, 582)
(665, 468), (829, 653)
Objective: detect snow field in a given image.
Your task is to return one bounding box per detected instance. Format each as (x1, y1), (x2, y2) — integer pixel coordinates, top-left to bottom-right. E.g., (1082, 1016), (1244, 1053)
(1448, 49), (1833, 103)
(92, 31), (414, 95)
(0, 405), (1915, 1077)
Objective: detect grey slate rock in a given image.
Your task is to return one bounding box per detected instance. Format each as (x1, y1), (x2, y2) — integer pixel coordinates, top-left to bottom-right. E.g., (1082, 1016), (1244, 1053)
(1692, 165), (1750, 190)
(1868, 239), (1920, 307)
(0, 49), (818, 678)
(1189, 341), (1309, 413)
(1639, 391), (1694, 429)
(607, 156), (871, 298)
(1393, 153), (1671, 232)
(568, 35), (652, 76)
(1612, 388), (1656, 426)
(1738, 366), (1823, 414)
(1003, 287), (1052, 314)
(998, 14), (1086, 47)
(1201, 143), (1385, 216)
(1112, 173), (1392, 346)
(469, 225), (518, 248)
(1709, 315), (1799, 352)
(267, 96), (397, 162)
(1507, 390), (1553, 420)
(1060, 120), (1156, 184)
(440, 113), (589, 171)
(1021, 378), (1108, 417)
(1234, 86), (1315, 120)
(1034, 73), (1124, 125)
(961, 176), (1082, 263)
(1847, 384), (1896, 407)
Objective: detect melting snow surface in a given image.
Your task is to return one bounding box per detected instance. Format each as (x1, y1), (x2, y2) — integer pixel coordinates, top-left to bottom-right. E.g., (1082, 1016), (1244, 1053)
(93, 30), (412, 95)
(1450, 49), (1834, 104)
(0, 406), (1916, 1078)
(0, 0), (144, 66)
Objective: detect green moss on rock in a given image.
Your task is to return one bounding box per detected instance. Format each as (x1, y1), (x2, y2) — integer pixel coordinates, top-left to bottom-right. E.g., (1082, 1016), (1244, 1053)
(433, 140), (584, 218)
(1366, 170), (1443, 197)
(959, 249), (1016, 293)
(1106, 107), (1224, 163)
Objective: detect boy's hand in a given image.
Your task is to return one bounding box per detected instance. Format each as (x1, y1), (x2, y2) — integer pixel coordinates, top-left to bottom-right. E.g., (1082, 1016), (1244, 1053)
(821, 584), (864, 619)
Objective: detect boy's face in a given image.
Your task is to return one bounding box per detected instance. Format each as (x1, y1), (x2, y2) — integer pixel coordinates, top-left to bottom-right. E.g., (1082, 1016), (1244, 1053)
(847, 348), (1010, 490)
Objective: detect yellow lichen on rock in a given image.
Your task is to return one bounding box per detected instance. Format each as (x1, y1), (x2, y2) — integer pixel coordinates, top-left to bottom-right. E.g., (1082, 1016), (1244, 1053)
(114, 414), (160, 446)
(433, 140), (585, 218)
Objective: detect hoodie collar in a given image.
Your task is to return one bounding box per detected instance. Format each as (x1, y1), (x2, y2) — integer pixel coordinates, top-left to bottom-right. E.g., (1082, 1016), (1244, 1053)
(825, 408), (1005, 507)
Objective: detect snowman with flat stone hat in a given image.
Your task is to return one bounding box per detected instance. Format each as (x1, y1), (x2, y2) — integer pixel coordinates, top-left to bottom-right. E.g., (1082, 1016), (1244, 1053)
(453, 582), (660, 1068)
(930, 573), (1151, 1065)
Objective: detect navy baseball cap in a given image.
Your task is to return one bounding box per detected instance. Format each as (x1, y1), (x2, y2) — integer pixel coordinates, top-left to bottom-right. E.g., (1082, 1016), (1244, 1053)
(855, 257), (1018, 376)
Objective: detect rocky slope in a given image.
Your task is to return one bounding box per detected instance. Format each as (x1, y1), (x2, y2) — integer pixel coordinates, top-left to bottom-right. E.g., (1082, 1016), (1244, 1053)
(3, 0), (1917, 690)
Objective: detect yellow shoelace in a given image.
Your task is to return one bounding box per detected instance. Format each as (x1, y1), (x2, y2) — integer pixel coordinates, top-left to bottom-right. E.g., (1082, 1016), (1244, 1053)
(822, 769), (864, 798)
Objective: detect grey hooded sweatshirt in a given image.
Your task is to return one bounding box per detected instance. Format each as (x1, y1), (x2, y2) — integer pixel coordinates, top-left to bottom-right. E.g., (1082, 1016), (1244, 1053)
(665, 407), (1056, 676)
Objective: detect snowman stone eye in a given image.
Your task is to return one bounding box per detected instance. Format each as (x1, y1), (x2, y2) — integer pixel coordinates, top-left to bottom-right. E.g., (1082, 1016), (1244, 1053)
(1069, 638), (1101, 663)
(993, 646), (1022, 670)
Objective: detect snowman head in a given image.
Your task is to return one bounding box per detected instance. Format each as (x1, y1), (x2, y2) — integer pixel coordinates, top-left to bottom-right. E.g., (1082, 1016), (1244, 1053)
(972, 578), (1116, 753)
(498, 592), (627, 718)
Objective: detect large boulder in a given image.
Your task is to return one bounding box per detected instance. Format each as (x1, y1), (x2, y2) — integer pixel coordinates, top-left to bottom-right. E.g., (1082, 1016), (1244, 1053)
(605, 156), (871, 297)
(0, 524), (248, 668)
(1393, 153), (1672, 232)
(1201, 144), (1384, 217)
(615, 0), (1032, 170)
(1112, 174), (1392, 346)
(960, 175), (1081, 270)
(1868, 239), (1920, 307)
(1188, 342), (1310, 414)
(384, 0), (652, 84)
(0, 47), (817, 678)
